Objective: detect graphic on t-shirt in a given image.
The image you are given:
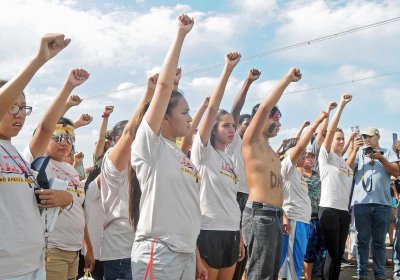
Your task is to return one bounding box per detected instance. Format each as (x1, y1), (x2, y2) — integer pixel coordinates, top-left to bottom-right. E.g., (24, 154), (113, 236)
(177, 153), (201, 183)
(220, 162), (239, 184)
(339, 162), (354, 177)
(0, 155), (35, 185)
(49, 165), (83, 196)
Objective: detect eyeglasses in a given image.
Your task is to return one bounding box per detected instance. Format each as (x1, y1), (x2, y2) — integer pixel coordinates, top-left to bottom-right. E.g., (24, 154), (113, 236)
(52, 134), (75, 145)
(8, 105), (32, 116)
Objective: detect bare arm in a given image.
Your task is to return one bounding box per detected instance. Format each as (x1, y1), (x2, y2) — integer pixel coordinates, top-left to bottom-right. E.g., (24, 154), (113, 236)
(243, 68), (302, 145)
(342, 131), (357, 156)
(108, 74), (157, 171)
(275, 139), (287, 157)
(346, 138), (363, 169)
(62, 95), (82, 116)
(198, 52), (241, 145)
(146, 15), (194, 134)
(173, 67), (181, 91)
(29, 69), (90, 159)
(230, 69), (261, 124)
(373, 154), (399, 177)
(0, 34), (70, 120)
(73, 113), (93, 129)
(83, 224), (95, 272)
(294, 121), (310, 140)
(289, 112), (328, 164)
(93, 106), (114, 162)
(323, 94), (352, 153)
(180, 96), (209, 156)
(314, 102), (337, 146)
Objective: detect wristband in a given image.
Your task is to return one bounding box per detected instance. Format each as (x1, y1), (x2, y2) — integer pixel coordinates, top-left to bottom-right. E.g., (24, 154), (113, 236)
(102, 112), (110, 118)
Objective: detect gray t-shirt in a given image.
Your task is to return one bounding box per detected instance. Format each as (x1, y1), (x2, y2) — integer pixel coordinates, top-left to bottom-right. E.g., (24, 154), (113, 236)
(352, 147), (399, 206)
(100, 148), (134, 261)
(192, 134), (241, 231)
(131, 119), (201, 253)
(0, 140), (44, 278)
(281, 156), (311, 223)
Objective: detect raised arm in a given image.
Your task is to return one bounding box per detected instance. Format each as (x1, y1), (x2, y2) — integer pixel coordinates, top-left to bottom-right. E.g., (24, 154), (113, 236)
(198, 52), (241, 145)
(289, 112), (328, 164)
(323, 94), (352, 153)
(93, 105), (114, 162)
(342, 131), (357, 156)
(29, 69), (90, 159)
(180, 96), (209, 156)
(314, 102), (337, 146)
(346, 137), (364, 169)
(62, 95), (82, 116)
(146, 15), (194, 134)
(0, 33), (70, 120)
(275, 139), (287, 157)
(108, 74), (157, 171)
(231, 68), (261, 124)
(174, 67), (182, 91)
(243, 68), (302, 145)
(295, 121), (310, 140)
(73, 113), (93, 129)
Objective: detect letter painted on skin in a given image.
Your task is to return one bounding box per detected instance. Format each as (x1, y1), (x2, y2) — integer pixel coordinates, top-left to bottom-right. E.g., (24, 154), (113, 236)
(270, 171), (283, 189)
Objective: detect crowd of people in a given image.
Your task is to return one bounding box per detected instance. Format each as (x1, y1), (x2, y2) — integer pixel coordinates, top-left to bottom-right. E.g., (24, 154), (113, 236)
(1, 14), (399, 280)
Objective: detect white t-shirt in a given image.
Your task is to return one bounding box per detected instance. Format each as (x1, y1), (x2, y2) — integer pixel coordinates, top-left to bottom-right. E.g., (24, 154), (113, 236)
(23, 146), (85, 251)
(0, 140), (44, 278)
(100, 148), (134, 261)
(319, 146), (353, 211)
(191, 134), (241, 231)
(225, 131), (248, 194)
(83, 179), (105, 260)
(131, 119), (201, 253)
(281, 156), (312, 223)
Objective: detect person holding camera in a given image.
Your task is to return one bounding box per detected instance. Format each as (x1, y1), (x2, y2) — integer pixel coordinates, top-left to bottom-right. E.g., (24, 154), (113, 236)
(349, 127), (399, 280)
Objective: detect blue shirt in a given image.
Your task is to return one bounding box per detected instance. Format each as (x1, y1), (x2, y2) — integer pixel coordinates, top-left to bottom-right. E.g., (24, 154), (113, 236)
(352, 147), (399, 206)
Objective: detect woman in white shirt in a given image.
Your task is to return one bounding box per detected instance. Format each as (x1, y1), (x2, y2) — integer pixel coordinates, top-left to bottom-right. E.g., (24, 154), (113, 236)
(131, 15), (208, 280)
(318, 93), (354, 280)
(23, 68), (94, 280)
(191, 52), (245, 280)
(0, 34), (72, 280)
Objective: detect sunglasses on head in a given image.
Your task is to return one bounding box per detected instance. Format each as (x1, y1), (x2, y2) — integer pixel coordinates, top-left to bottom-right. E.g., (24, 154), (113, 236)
(52, 134), (75, 145)
(8, 105), (32, 116)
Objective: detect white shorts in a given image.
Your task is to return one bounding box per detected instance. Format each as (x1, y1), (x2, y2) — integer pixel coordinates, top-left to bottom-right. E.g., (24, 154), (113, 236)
(131, 239), (195, 280)
(3, 266), (45, 280)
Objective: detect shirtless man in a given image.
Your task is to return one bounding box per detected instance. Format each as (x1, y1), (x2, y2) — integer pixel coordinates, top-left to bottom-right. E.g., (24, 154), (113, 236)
(241, 67), (302, 280)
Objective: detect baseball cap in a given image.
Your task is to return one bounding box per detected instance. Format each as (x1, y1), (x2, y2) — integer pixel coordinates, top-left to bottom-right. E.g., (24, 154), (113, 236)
(361, 127), (380, 136)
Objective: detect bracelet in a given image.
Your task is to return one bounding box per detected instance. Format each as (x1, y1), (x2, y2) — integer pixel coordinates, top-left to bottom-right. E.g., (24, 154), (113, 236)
(67, 200), (74, 211)
(102, 112), (110, 118)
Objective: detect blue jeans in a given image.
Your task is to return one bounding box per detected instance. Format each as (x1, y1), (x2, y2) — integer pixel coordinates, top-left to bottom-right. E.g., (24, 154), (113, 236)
(103, 258), (132, 280)
(354, 203), (391, 278)
(393, 206), (400, 273)
(242, 201), (283, 280)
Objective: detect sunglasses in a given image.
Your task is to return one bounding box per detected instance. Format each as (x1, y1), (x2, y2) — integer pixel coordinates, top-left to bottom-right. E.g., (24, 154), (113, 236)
(52, 134), (75, 145)
(8, 105), (32, 116)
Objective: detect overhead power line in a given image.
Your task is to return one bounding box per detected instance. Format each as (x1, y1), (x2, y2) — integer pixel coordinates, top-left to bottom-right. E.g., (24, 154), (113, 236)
(31, 16), (400, 114)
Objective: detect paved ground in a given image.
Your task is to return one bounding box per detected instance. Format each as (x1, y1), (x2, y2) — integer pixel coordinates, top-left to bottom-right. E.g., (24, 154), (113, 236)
(340, 244), (394, 280)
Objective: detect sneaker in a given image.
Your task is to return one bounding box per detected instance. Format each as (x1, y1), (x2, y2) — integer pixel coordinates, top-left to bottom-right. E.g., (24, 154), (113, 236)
(341, 257), (352, 265)
(394, 271), (400, 280)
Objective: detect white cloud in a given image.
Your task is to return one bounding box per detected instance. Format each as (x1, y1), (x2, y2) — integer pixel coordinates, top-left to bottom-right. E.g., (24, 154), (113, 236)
(382, 88), (399, 113)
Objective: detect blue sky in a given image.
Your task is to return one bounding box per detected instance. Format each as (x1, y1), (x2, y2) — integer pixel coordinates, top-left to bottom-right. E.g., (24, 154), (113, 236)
(1, 0), (399, 167)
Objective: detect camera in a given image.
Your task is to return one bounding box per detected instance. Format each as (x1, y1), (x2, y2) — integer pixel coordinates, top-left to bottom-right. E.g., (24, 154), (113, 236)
(363, 147), (384, 156)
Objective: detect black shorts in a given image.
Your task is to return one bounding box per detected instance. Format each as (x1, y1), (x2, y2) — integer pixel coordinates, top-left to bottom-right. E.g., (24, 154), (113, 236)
(197, 230), (240, 269)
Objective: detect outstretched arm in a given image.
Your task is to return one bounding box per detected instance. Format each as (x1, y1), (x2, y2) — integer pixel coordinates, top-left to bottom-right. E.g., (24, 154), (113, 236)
(108, 74), (157, 171)
(146, 15), (194, 134)
(323, 94), (352, 153)
(243, 68), (302, 145)
(198, 52), (241, 145)
(93, 106), (114, 162)
(0, 33), (70, 120)
(180, 96), (209, 156)
(29, 69), (90, 159)
(314, 102), (337, 146)
(62, 95), (82, 116)
(295, 121), (310, 140)
(289, 112), (328, 164)
(231, 68), (261, 125)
